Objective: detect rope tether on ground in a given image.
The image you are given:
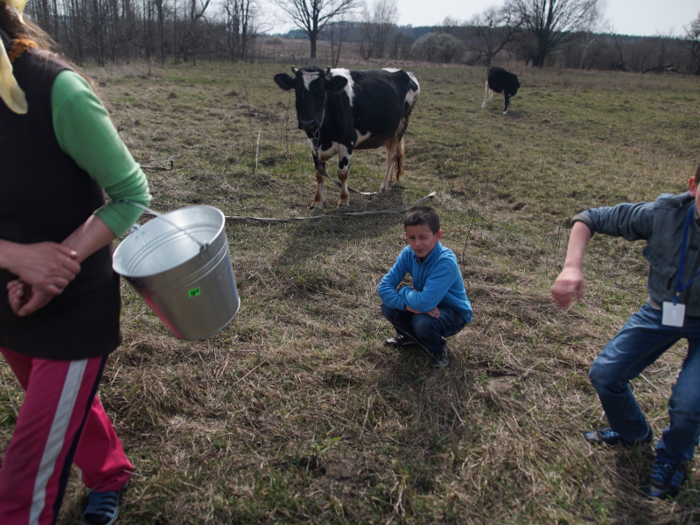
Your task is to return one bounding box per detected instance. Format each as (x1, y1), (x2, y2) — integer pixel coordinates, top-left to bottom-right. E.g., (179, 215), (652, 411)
(222, 191), (436, 223)
(137, 192), (436, 224)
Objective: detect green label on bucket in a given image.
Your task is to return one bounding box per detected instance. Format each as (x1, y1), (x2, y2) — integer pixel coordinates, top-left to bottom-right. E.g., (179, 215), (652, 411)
(188, 287), (201, 298)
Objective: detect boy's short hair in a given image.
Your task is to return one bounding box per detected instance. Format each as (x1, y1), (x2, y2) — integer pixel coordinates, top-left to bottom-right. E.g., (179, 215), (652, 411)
(404, 206), (440, 234)
(696, 162), (700, 185)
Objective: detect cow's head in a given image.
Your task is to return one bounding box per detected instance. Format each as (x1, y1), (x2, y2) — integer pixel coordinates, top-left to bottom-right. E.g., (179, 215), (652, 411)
(274, 66), (348, 134)
(508, 78), (521, 98)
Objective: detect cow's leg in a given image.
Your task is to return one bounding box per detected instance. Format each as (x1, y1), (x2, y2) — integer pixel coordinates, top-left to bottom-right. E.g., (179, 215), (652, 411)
(503, 93), (510, 115)
(308, 146), (326, 209)
(381, 137), (399, 192)
(482, 81), (491, 108)
(310, 164), (326, 209)
(336, 145), (351, 207)
(394, 137), (405, 184)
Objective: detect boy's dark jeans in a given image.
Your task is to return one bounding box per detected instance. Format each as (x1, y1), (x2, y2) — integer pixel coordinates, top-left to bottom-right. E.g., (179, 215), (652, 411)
(381, 304), (467, 352)
(589, 302), (700, 463)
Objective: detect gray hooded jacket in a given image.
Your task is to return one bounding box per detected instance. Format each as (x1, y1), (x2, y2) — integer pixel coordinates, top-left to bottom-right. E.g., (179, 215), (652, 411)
(573, 192), (700, 317)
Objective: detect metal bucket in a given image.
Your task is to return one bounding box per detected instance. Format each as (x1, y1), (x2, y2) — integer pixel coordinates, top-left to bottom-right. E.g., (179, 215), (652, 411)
(112, 206), (240, 340)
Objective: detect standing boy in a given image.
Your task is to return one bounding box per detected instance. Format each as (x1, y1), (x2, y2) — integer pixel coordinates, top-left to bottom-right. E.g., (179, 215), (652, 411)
(552, 163), (700, 499)
(378, 206), (472, 368)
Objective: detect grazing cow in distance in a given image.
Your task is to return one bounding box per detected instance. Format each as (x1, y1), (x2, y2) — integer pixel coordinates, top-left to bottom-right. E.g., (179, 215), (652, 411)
(482, 67), (520, 115)
(274, 66), (420, 209)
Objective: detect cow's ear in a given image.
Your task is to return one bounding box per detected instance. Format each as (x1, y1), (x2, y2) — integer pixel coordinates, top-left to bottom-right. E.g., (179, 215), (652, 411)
(274, 73), (295, 91)
(325, 75), (348, 93)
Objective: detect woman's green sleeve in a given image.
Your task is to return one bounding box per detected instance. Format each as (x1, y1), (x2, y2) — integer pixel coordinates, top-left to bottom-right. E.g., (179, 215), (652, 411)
(51, 70), (152, 237)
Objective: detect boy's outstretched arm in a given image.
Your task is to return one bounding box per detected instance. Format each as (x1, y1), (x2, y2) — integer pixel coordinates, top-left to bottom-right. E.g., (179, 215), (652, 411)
(552, 221), (593, 309)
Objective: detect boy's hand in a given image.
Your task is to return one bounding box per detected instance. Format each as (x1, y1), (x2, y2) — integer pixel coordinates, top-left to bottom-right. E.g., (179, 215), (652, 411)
(406, 305), (440, 318)
(551, 267), (585, 309)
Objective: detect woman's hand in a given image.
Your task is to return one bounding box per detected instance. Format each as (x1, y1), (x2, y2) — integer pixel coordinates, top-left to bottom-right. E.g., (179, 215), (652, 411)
(0, 241), (80, 295)
(1, 215), (116, 317)
(7, 279), (54, 317)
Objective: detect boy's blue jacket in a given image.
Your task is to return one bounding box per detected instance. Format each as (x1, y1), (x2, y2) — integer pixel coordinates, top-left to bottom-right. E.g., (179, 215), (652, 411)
(378, 242), (473, 323)
(573, 191), (700, 316)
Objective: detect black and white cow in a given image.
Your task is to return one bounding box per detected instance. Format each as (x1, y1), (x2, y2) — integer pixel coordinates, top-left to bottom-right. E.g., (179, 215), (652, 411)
(482, 67), (520, 115)
(274, 66), (420, 208)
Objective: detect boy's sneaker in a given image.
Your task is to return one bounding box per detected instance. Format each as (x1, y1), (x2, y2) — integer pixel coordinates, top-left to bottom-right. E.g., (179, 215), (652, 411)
(83, 482), (128, 525)
(384, 334), (416, 348)
(641, 455), (687, 500)
(583, 427), (652, 448)
(429, 347), (449, 368)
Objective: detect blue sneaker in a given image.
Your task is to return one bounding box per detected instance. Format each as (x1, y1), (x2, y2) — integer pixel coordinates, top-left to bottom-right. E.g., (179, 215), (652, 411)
(83, 482), (128, 525)
(642, 455), (688, 500)
(583, 427), (652, 448)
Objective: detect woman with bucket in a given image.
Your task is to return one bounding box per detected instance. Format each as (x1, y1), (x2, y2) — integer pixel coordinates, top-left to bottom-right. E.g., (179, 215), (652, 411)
(0, 0), (151, 523)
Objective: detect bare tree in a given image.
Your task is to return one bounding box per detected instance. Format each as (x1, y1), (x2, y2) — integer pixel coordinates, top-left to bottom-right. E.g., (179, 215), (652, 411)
(272, 0), (358, 58)
(577, 0), (605, 68)
(388, 30), (414, 60)
(441, 15), (463, 37)
(606, 23), (626, 70)
(682, 12), (700, 74)
(468, 4), (522, 68)
(221, 0), (259, 62)
(358, 0), (397, 60)
(89, 0), (107, 66)
(642, 31), (676, 73)
(326, 18), (349, 67)
(188, 0), (212, 65)
(512, 0), (603, 66)
(153, 0), (171, 63)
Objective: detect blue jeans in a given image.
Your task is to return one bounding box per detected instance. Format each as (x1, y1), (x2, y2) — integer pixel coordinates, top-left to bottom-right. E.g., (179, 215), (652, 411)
(381, 303), (467, 353)
(589, 303), (700, 462)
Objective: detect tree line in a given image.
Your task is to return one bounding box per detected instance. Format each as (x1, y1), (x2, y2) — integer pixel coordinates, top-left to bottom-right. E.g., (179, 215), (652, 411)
(285, 0), (700, 74)
(23, 0), (700, 75)
(338, 0), (700, 74)
(26, 0), (262, 64)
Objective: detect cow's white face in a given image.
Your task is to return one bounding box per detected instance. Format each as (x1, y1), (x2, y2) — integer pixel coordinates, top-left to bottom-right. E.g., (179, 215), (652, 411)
(273, 67), (348, 134)
(295, 73), (327, 133)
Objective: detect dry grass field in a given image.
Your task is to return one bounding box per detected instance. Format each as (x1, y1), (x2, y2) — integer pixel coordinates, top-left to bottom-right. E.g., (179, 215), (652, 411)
(1, 57), (699, 524)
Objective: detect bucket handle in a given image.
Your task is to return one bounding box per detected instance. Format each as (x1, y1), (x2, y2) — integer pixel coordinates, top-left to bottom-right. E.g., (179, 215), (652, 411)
(122, 199), (210, 253)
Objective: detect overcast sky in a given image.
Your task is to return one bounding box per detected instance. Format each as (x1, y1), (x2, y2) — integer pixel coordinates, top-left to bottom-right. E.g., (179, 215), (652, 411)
(268, 0), (699, 38)
(395, 0), (698, 37)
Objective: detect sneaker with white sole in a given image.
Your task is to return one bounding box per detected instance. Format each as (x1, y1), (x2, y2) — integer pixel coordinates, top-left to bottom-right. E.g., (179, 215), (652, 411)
(384, 334), (417, 348)
(583, 427), (652, 448)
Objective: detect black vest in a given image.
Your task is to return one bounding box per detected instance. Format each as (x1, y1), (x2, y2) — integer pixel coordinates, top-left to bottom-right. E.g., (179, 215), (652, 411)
(0, 31), (121, 359)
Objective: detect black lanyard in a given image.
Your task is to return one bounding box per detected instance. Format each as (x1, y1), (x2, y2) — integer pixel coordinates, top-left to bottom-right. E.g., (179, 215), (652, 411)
(675, 203), (700, 304)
